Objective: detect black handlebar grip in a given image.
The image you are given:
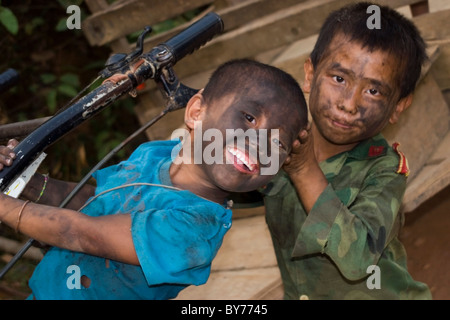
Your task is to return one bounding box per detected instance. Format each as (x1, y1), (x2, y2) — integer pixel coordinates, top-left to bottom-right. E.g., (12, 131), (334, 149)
(163, 12), (224, 64)
(0, 68), (19, 94)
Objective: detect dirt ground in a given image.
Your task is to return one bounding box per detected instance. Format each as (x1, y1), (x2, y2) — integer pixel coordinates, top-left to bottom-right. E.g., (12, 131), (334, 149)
(399, 184), (450, 300)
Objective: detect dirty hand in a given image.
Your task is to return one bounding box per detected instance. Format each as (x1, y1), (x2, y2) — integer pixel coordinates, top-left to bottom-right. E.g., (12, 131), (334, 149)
(283, 123), (316, 177)
(0, 138), (19, 170)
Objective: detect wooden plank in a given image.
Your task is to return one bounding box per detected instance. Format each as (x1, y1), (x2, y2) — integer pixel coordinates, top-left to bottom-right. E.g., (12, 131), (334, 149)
(0, 236), (43, 261)
(383, 73), (449, 183)
(139, 0), (310, 52)
(207, 215), (277, 272)
(84, 0), (110, 12)
(270, 34), (318, 83)
(82, 0), (214, 46)
(402, 131), (450, 213)
(144, 0), (427, 81)
(86, 0), (423, 49)
(175, 267), (281, 300)
(84, 0), (131, 53)
(431, 43), (450, 90)
(416, 7), (450, 91)
(134, 91), (186, 141)
(413, 7), (450, 41)
(164, 0), (422, 39)
(174, 215), (280, 300)
(249, 278), (283, 300)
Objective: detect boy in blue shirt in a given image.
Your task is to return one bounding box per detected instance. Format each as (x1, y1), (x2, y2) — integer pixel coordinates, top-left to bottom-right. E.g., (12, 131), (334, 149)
(0, 59), (308, 299)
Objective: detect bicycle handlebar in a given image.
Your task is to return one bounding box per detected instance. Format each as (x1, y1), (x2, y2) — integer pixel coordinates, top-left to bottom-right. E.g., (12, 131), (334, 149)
(100, 12), (223, 81)
(163, 12), (223, 65)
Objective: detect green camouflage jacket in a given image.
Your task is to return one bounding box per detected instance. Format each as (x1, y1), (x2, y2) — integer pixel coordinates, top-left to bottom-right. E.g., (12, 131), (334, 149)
(261, 133), (431, 300)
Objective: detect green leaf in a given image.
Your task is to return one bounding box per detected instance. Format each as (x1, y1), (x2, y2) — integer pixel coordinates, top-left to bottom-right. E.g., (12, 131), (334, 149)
(57, 83), (78, 97)
(24, 17), (44, 35)
(0, 7), (19, 35)
(60, 73), (80, 88)
(46, 89), (58, 113)
(40, 73), (57, 84)
(55, 18), (67, 32)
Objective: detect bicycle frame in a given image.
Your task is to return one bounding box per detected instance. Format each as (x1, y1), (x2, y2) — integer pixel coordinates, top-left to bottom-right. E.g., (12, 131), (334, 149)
(0, 12), (224, 279)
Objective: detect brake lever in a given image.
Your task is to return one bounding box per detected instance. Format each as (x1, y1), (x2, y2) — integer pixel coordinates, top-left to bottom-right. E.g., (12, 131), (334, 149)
(100, 25), (199, 111)
(99, 26), (152, 78)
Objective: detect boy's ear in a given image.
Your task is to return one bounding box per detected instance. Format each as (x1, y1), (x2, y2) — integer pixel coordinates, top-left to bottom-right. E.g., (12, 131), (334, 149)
(389, 94), (413, 124)
(303, 58), (315, 93)
(184, 89), (206, 130)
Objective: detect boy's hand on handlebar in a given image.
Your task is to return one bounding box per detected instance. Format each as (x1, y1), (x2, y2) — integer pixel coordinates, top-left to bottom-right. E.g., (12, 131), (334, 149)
(0, 139), (18, 170)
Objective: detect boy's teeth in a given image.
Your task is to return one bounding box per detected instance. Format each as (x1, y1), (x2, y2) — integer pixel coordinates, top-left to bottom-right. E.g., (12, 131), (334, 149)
(227, 147), (255, 171)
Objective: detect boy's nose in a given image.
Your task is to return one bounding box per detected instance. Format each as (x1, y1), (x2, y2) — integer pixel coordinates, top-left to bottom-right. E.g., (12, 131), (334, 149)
(337, 103), (358, 115)
(337, 90), (359, 115)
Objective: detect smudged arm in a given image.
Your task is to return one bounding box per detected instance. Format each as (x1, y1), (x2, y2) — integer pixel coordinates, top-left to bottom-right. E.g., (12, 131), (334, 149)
(0, 194), (139, 265)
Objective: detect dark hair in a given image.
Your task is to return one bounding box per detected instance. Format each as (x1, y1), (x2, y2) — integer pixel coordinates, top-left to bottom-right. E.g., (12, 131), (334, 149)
(310, 2), (427, 99)
(203, 59), (308, 127)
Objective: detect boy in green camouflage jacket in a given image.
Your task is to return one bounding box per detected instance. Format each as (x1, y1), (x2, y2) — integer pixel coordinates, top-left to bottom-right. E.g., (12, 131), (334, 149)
(261, 2), (432, 299)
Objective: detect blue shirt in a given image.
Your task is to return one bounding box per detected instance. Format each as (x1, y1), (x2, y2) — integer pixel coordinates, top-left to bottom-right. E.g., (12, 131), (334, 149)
(28, 140), (232, 299)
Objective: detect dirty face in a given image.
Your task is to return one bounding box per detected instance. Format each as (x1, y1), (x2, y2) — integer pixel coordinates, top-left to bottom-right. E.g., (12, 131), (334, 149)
(308, 34), (404, 146)
(199, 85), (302, 192)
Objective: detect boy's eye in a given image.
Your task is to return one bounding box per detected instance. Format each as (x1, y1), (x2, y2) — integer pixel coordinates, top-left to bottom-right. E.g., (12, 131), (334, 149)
(272, 138), (285, 150)
(244, 113), (256, 124)
(333, 75), (345, 83)
(367, 88), (379, 96)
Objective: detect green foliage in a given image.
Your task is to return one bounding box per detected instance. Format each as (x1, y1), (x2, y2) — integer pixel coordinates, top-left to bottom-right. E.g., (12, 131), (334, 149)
(40, 72), (80, 112)
(0, 1), (144, 183)
(0, 2), (18, 35)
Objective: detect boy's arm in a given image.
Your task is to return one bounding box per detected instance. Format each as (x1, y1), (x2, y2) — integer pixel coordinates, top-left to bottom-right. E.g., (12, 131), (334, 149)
(0, 139), (95, 210)
(0, 194), (139, 265)
(283, 131), (405, 280)
(291, 169), (405, 280)
(283, 128), (329, 213)
(21, 173), (96, 210)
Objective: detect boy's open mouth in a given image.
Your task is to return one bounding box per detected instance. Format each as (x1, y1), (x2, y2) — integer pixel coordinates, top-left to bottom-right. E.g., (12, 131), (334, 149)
(226, 146), (259, 174)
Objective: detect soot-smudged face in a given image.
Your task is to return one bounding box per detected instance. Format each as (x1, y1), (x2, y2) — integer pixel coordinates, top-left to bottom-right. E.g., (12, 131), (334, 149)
(198, 85), (302, 193)
(308, 35), (404, 146)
